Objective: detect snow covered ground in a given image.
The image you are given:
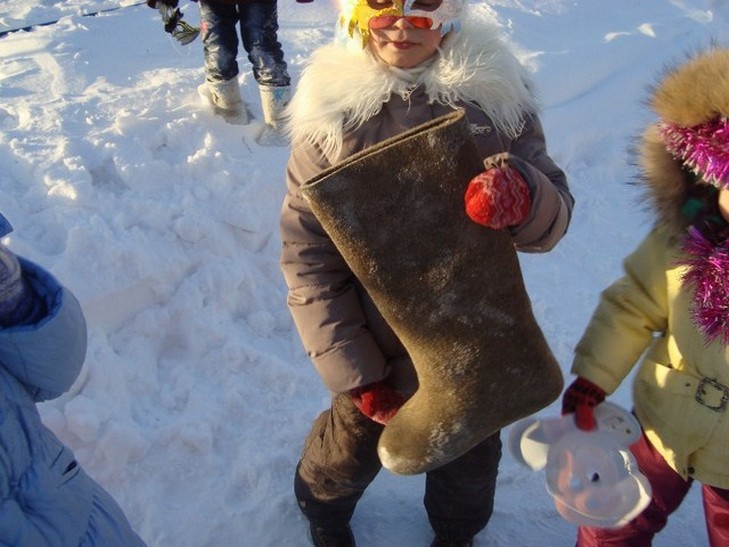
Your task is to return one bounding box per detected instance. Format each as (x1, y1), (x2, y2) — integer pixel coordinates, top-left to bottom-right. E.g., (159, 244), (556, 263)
(1, 1), (727, 545)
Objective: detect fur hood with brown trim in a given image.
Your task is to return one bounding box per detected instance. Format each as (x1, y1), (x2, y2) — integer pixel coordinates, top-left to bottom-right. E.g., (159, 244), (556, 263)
(636, 46), (729, 235)
(286, 19), (539, 161)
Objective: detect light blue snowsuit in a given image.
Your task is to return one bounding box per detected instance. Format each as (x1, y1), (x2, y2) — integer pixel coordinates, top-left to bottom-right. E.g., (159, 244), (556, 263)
(0, 213), (146, 546)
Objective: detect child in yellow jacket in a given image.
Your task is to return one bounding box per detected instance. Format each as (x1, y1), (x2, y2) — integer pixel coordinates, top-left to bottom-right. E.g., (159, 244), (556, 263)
(562, 47), (729, 546)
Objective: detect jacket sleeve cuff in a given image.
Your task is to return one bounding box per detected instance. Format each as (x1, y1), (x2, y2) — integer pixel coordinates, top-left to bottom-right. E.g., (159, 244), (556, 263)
(312, 334), (388, 394)
(0, 260), (86, 401)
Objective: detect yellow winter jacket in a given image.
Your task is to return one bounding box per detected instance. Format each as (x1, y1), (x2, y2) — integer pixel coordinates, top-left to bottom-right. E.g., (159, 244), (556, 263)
(572, 226), (729, 488)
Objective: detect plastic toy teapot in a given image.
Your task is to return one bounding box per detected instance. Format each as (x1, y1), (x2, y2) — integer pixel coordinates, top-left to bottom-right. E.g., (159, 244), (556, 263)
(508, 401), (652, 528)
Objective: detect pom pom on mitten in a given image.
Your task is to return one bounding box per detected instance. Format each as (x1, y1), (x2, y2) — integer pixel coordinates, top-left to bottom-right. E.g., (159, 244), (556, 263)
(464, 166), (531, 229)
(561, 377), (607, 431)
(0, 244), (34, 327)
(350, 381), (406, 425)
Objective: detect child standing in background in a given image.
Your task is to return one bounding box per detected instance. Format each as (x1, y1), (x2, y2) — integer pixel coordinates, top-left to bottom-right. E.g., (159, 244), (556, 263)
(148, 0), (291, 130)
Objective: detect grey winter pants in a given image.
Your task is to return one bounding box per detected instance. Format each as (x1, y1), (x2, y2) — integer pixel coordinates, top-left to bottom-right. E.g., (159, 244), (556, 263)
(294, 393), (502, 541)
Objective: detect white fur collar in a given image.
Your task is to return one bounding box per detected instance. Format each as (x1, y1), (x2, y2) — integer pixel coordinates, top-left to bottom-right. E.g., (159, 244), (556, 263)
(287, 20), (539, 160)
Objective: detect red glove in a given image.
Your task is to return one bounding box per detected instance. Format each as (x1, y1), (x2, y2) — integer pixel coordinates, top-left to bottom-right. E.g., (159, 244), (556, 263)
(350, 381), (405, 425)
(561, 377), (607, 431)
(464, 166), (531, 229)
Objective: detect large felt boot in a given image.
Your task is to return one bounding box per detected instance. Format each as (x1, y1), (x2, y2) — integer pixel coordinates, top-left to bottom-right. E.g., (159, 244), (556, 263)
(300, 110), (563, 475)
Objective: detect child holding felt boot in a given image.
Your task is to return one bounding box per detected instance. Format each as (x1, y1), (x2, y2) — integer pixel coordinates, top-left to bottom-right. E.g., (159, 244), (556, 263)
(562, 47), (729, 547)
(0, 213), (146, 546)
(279, 1), (573, 546)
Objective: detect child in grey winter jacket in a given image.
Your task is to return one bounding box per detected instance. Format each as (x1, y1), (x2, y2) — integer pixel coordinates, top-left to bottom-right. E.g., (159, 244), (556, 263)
(0, 213), (145, 546)
(280, 1), (573, 546)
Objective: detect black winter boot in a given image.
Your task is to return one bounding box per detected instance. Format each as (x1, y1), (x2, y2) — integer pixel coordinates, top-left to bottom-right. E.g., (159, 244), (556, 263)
(430, 538), (474, 547)
(309, 523), (356, 547)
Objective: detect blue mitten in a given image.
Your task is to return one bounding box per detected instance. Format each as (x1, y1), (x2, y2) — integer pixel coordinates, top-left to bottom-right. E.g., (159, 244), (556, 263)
(0, 244), (34, 327)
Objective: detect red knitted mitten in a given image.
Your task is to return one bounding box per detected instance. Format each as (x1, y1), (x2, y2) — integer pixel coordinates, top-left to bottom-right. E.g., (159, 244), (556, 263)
(464, 166), (531, 229)
(561, 377), (607, 431)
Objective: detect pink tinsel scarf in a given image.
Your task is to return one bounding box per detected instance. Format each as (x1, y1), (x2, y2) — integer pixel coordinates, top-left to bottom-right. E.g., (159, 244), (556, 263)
(679, 225), (729, 345)
(660, 117), (729, 189)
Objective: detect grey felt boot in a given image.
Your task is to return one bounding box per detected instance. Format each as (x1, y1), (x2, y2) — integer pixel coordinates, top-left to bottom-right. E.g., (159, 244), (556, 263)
(198, 78), (248, 125)
(300, 110), (563, 475)
(259, 84), (290, 130)
(257, 84), (291, 146)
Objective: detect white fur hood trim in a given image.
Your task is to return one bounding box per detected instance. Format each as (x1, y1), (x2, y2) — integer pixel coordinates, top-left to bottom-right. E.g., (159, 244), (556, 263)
(287, 21), (539, 160)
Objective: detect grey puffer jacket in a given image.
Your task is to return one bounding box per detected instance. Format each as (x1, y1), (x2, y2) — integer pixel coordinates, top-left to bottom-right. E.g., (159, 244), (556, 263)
(280, 21), (573, 394)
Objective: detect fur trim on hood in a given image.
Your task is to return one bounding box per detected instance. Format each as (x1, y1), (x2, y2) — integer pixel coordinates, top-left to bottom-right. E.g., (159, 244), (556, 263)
(286, 20), (539, 160)
(637, 46), (729, 233)
(652, 47), (729, 127)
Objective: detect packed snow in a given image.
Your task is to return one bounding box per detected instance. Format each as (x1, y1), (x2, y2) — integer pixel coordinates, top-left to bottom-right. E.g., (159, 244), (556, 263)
(1, 1), (727, 545)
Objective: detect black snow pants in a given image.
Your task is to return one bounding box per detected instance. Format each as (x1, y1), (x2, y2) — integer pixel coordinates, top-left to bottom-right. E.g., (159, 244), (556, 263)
(294, 393), (502, 541)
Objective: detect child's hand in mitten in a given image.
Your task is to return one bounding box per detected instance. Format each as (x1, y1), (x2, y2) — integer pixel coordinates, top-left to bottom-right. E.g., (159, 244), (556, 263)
(464, 166), (531, 229)
(350, 381), (405, 425)
(561, 377), (607, 431)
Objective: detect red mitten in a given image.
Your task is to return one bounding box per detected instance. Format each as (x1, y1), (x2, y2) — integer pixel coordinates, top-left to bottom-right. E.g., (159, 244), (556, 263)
(561, 377), (607, 431)
(464, 166), (531, 229)
(350, 381), (405, 425)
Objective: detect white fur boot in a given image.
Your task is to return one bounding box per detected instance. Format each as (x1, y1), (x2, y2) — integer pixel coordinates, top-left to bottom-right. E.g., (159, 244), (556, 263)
(198, 78), (249, 125)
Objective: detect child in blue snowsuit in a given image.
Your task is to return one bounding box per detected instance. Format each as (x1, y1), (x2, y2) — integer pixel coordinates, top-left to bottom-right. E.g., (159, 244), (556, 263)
(0, 213), (146, 546)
